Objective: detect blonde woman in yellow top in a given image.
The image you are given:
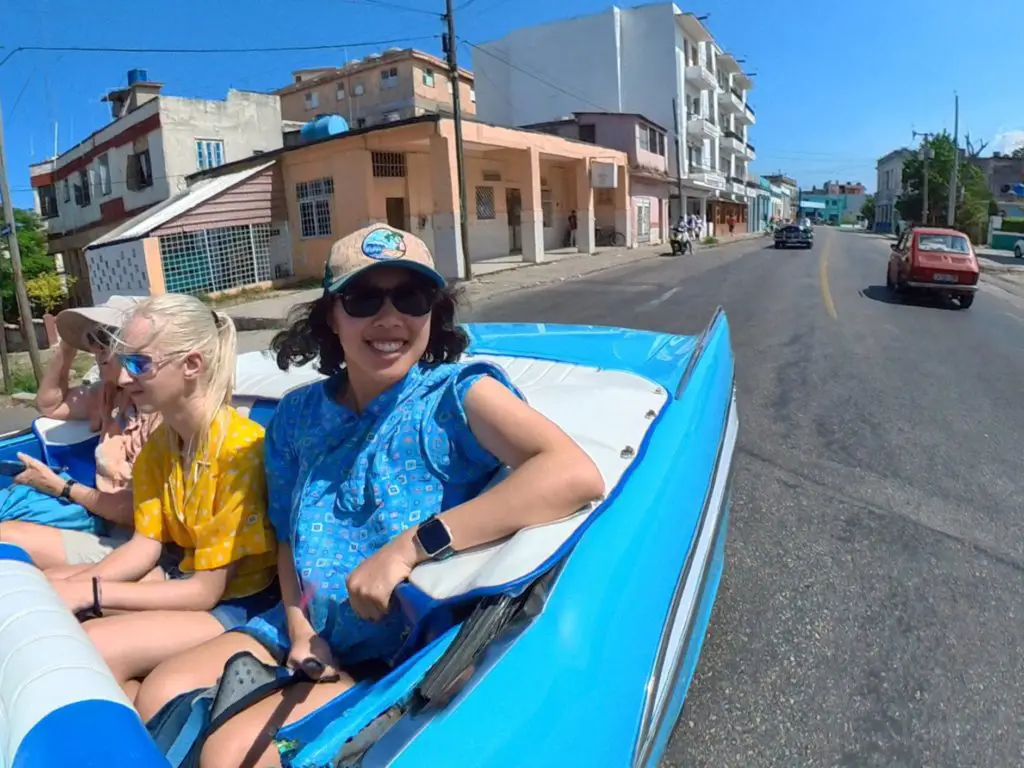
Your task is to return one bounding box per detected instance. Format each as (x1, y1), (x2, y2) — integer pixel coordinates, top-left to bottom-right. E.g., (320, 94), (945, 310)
(48, 294), (279, 699)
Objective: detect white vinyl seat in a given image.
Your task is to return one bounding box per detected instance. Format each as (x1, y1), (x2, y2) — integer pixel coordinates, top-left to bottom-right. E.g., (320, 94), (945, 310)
(232, 351), (669, 658)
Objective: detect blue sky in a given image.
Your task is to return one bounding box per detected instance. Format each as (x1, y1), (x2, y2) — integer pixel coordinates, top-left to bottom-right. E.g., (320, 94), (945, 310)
(2, 0), (1022, 208)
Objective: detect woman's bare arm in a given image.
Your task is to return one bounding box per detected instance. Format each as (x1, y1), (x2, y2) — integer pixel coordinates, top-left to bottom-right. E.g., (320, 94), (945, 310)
(399, 377), (606, 561)
(35, 341), (96, 421)
(67, 484), (134, 527)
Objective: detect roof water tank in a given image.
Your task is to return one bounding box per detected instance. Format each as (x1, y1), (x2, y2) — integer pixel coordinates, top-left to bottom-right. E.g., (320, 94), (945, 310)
(127, 68), (149, 85)
(300, 114), (350, 143)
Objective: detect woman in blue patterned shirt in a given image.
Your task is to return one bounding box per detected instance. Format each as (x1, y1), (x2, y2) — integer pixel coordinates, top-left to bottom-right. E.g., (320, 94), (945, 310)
(135, 224), (606, 767)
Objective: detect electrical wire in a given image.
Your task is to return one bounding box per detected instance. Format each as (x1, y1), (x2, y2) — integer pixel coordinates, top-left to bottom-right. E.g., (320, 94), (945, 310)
(0, 37), (436, 70)
(338, 0), (442, 15)
(463, 40), (880, 179)
(463, 40), (616, 114)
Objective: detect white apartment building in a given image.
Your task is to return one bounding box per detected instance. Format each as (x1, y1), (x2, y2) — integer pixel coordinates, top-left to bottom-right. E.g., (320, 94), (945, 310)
(874, 149), (912, 234)
(30, 70), (284, 304)
(474, 3), (757, 233)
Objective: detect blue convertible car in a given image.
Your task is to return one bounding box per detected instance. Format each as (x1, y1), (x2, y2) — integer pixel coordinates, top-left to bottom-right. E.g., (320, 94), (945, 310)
(0, 310), (737, 768)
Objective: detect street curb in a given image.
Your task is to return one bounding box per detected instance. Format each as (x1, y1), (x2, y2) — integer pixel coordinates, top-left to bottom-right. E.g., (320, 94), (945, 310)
(233, 316), (291, 332)
(229, 235), (766, 330)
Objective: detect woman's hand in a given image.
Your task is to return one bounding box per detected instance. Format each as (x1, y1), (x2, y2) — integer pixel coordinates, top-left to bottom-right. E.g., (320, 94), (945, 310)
(346, 534), (418, 623)
(13, 453), (65, 497)
(286, 626), (340, 683)
(51, 578), (92, 613)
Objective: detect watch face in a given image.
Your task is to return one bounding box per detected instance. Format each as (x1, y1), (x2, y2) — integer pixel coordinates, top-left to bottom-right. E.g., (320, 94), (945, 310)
(417, 518), (451, 556)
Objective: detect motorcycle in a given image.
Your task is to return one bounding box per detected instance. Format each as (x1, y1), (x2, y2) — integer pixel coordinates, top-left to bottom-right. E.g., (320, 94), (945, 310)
(669, 224), (693, 256)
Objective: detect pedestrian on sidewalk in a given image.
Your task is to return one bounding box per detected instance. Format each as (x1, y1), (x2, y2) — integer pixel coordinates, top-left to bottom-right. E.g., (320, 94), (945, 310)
(568, 210), (578, 247)
(727, 214), (736, 236)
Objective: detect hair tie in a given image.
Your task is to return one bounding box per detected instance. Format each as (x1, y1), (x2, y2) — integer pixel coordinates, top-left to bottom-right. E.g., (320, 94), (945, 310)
(211, 309), (223, 328)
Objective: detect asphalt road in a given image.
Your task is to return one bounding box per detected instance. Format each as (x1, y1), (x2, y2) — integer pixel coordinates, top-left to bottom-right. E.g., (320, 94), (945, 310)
(4, 230), (1021, 764)
(471, 227), (1024, 767)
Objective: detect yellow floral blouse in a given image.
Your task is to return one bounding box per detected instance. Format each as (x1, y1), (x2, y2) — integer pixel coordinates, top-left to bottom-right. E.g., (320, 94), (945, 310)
(132, 406), (277, 600)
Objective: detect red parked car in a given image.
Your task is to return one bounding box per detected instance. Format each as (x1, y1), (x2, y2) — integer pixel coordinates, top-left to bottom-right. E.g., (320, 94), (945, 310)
(886, 226), (980, 309)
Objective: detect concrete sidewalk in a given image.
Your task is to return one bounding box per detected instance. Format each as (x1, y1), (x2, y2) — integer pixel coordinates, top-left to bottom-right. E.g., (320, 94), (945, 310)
(225, 232), (765, 330)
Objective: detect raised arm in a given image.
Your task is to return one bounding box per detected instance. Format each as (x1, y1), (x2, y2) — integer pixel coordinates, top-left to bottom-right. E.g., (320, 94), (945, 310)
(34, 340), (97, 421)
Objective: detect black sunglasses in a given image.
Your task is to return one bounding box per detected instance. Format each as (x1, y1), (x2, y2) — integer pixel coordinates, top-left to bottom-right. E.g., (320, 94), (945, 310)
(338, 282), (438, 319)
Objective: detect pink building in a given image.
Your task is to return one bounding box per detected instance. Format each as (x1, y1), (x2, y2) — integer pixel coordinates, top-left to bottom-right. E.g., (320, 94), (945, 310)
(522, 112), (672, 245)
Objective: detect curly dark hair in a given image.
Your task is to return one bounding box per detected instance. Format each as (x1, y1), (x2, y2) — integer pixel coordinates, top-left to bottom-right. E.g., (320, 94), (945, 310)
(269, 277), (470, 375)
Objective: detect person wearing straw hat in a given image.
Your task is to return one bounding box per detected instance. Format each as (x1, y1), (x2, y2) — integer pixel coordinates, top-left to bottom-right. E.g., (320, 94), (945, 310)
(0, 295), (161, 568)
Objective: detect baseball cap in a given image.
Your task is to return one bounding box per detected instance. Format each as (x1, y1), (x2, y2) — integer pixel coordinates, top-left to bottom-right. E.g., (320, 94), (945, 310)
(55, 295), (143, 352)
(322, 224), (446, 294)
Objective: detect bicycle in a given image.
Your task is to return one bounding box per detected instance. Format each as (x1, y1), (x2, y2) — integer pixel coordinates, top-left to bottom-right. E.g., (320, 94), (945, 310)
(594, 226), (627, 248)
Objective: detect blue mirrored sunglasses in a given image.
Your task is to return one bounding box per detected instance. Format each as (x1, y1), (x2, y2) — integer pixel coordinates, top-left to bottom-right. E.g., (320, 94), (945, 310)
(116, 353), (156, 377)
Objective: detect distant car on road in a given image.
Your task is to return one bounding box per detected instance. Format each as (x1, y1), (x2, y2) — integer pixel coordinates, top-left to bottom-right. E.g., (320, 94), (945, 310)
(1014, 239), (1023, 259)
(886, 226), (979, 309)
(774, 222), (812, 249)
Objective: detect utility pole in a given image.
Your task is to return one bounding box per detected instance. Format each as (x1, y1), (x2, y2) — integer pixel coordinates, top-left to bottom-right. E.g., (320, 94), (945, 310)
(947, 92), (959, 227)
(0, 267), (10, 392)
(441, 1), (472, 280)
(913, 130), (935, 226)
(0, 100), (44, 384)
(671, 98), (684, 217)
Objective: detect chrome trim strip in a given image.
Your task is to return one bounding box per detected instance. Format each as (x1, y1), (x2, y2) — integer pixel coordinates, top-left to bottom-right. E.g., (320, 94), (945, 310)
(674, 306), (725, 401)
(906, 281), (978, 292)
(632, 384), (738, 767)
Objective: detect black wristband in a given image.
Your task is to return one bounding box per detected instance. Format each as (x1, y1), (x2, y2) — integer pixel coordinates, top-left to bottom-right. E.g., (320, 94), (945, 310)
(60, 479), (77, 500)
(91, 577), (103, 618)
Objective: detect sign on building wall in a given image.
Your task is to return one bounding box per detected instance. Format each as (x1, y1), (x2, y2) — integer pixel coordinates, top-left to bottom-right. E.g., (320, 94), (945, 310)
(591, 162), (619, 189)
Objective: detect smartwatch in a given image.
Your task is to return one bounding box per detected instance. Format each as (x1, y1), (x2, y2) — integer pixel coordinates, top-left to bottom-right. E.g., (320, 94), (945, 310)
(414, 515), (454, 561)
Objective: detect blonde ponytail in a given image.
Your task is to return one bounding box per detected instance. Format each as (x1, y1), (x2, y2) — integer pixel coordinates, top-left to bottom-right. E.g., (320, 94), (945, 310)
(119, 294), (239, 437)
(205, 310), (238, 428)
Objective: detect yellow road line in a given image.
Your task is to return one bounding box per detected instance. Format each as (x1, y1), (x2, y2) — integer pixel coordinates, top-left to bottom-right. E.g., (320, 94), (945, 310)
(819, 235), (838, 321)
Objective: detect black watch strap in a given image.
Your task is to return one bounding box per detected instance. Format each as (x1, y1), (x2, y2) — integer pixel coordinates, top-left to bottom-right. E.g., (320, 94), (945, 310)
(60, 479), (77, 500)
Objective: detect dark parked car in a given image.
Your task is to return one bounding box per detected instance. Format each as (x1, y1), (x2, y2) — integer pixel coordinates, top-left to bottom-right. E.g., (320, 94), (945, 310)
(774, 222), (812, 249)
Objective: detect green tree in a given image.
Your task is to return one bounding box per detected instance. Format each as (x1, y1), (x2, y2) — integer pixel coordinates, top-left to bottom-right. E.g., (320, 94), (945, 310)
(0, 209), (57, 322)
(860, 194), (876, 225)
(896, 132), (993, 241)
(1011, 146), (1024, 159)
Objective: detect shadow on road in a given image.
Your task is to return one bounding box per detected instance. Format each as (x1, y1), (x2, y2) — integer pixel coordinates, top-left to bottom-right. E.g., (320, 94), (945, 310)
(860, 285), (962, 311)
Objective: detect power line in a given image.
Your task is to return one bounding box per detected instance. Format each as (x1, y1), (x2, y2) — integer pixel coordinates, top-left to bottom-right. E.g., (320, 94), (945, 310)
(0, 37), (435, 69)
(463, 40), (616, 114)
(339, 0), (442, 15)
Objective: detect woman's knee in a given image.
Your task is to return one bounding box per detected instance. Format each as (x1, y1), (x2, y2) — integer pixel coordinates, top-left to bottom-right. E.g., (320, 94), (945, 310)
(134, 659), (205, 723)
(134, 632), (268, 722)
(0, 521), (66, 569)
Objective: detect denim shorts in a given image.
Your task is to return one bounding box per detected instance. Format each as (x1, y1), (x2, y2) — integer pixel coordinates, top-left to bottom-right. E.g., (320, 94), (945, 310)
(159, 546), (282, 630)
(209, 584), (282, 630)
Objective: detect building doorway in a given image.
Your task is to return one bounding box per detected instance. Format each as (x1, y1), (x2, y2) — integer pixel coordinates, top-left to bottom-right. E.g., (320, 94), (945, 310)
(385, 197), (406, 230)
(636, 198), (651, 244)
(506, 188), (522, 254)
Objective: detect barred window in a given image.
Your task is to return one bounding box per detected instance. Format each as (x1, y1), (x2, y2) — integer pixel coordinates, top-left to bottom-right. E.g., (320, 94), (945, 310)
(296, 177), (334, 238)
(371, 151), (406, 178)
(475, 186), (495, 220)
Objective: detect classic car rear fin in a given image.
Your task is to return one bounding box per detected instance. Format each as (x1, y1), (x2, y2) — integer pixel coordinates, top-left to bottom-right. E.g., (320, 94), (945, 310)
(674, 305), (725, 400)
